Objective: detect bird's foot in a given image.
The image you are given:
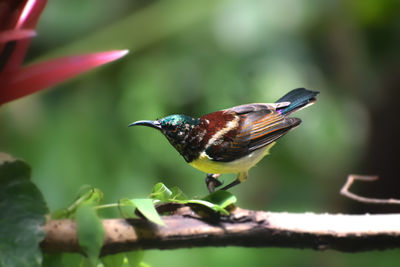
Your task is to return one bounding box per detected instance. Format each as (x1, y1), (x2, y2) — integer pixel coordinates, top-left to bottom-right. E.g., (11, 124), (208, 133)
(219, 179), (241, 191)
(219, 172), (246, 191)
(206, 174), (222, 193)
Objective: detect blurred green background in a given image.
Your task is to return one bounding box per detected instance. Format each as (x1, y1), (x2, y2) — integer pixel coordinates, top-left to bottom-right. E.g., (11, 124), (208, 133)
(1, 0), (400, 266)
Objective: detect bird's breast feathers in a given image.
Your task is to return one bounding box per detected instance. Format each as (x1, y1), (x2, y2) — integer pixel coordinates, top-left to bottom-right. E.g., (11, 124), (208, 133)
(189, 142), (275, 174)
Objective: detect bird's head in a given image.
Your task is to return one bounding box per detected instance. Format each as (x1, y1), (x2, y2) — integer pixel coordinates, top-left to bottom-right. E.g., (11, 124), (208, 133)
(129, 115), (201, 159)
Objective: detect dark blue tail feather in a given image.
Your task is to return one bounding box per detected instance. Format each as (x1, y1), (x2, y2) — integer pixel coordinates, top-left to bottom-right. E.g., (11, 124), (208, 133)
(276, 88), (319, 115)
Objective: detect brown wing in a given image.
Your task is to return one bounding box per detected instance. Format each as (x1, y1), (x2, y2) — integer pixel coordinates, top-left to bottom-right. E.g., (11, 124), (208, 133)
(205, 104), (300, 162)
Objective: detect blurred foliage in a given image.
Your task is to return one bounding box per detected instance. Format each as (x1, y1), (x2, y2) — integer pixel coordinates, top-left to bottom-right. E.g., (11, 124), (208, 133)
(1, 0), (400, 266)
(0, 154), (47, 267)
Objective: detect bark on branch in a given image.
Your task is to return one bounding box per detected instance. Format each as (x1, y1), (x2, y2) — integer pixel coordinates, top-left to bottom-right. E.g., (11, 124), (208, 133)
(41, 206), (400, 256)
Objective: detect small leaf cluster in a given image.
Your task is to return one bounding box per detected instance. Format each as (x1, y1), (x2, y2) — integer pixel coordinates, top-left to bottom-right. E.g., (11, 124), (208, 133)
(150, 182), (237, 215)
(0, 153), (237, 267)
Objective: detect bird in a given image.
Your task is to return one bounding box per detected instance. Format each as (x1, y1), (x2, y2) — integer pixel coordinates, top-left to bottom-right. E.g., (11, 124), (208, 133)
(129, 88), (319, 192)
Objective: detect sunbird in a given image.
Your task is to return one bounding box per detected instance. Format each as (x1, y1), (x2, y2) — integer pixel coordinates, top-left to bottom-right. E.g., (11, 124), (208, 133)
(130, 88), (319, 192)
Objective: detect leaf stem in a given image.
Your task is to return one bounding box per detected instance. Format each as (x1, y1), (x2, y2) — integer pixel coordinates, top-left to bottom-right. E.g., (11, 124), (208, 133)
(93, 203), (119, 210)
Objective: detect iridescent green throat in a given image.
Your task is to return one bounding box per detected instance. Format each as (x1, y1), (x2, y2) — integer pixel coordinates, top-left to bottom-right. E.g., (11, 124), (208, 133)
(158, 114), (203, 162)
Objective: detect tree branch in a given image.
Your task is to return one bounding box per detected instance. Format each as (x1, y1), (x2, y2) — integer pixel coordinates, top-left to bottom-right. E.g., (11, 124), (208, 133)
(340, 175), (400, 204)
(41, 206), (400, 256)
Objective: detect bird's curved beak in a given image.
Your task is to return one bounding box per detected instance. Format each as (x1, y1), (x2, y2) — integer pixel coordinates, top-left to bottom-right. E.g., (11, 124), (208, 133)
(128, 120), (162, 130)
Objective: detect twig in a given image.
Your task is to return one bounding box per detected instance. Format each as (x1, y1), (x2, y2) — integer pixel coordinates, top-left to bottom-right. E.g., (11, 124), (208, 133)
(41, 206), (400, 256)
(340, 174), (400, 205)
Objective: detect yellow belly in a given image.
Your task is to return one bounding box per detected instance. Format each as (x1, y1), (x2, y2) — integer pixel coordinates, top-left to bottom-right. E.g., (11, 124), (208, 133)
(189, 142), (275, 174)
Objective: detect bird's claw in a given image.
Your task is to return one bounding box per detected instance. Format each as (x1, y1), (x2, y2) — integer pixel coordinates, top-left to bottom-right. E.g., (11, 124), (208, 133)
(206, 174), (222, 193)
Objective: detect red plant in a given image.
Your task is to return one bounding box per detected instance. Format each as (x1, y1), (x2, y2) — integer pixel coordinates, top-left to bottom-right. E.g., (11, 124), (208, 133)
(0, 0), (128, 105)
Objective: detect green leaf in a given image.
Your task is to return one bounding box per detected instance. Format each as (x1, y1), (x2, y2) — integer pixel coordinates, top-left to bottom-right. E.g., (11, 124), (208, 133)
(186, 199), (229, 215)
(169, 186), (188, 201)
(61, 254), (84, 267)
(76, 203), (105, 267)
(120, 198), (164, 226)
(149, 183), (237, 215)
(175, 191), (237, 215)
(149, 182), (172, 202)
(52, 186), (103, 219)
(118, 198), (137, 218)
(149, 183), (187, 203)
(0, 153), (48, 267)
(101, 253), (125, 267)
(126, 251), (144, 267)
(42, 253), (63, 267)
(79, 258), (92, 267)
(76, 186), (104, 206)
(202, 190), (237, 209)
(131, 198), (164, 226)
(51, 208), (69, 220)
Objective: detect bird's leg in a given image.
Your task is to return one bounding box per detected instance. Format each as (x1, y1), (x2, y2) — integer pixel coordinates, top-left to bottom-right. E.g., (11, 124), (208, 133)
(206, 173), (222, 193)
(219, 179), (240, 191)
(219, 172), (247, 191)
